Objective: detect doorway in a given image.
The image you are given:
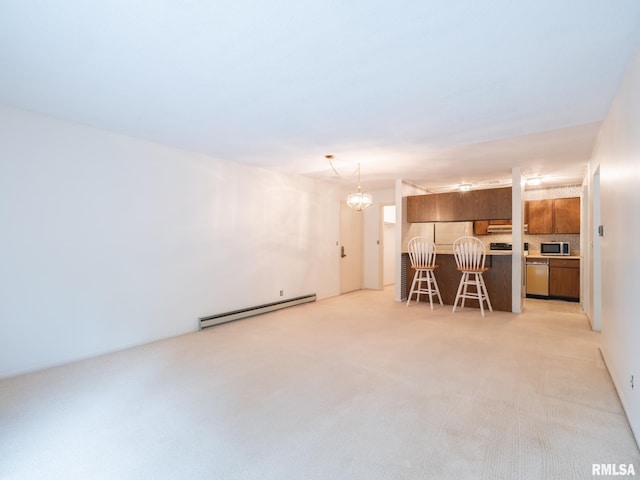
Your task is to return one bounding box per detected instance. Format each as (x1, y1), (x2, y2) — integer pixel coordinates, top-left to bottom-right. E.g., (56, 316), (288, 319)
(340, 201), (363, 293)
(381, 204), (396, 287)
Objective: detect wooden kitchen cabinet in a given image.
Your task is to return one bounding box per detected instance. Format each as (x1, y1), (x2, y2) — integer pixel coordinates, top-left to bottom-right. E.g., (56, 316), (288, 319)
(525, 199), (554, 234)
(553, 197), (580, 233)
(549, 258), (580, 300)
(406, 191), (464, 222)
(474, 220), (490, 235)
(407, 187), (511, 223)
(462, 188), (511, 220)
(406, 194), (438, 222)
(525, 197), (579, 234)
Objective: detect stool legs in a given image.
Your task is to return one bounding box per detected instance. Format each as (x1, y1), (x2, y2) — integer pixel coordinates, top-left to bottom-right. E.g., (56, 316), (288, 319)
(407, 268), (443, 310)
(452, 271), (492, 317)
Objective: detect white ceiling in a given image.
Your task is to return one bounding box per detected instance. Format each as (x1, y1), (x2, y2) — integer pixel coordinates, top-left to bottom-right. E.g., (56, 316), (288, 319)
(2, 1), (640, 191)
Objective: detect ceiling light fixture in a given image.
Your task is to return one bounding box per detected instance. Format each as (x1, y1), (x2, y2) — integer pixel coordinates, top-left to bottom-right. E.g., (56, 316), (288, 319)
(346, 163), (373, 211)
(326, 155), (373, 211)
(459, 183), (472, 192)
(527, 177), (542, 186)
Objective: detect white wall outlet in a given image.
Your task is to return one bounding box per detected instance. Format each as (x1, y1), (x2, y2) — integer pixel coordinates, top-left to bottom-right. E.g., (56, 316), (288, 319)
(279, 290), (283, 297)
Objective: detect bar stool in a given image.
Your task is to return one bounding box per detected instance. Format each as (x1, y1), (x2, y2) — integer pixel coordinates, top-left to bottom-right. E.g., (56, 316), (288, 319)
(406, 236), (443, 310)
(452, 236), (492, 317)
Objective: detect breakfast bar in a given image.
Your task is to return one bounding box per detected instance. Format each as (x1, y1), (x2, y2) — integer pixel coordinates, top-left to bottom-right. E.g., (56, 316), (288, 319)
(404, 250), (513, 312)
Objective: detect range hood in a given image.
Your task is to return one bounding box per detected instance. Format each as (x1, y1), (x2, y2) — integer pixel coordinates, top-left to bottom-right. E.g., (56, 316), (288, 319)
(486, 224), (528, 233)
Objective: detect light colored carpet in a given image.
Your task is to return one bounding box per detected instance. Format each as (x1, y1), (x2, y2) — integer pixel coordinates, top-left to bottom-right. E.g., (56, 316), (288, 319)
(1, 288), (638, 479)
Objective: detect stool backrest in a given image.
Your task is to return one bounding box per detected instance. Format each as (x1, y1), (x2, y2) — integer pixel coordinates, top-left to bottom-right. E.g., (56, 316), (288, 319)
(407, 236), (437, 268)
(453, 236), (486, 270)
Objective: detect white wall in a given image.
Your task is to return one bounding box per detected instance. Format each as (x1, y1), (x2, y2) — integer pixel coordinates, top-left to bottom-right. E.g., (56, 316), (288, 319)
(0, 105), (341, 378)
(587, 44), (640, 444)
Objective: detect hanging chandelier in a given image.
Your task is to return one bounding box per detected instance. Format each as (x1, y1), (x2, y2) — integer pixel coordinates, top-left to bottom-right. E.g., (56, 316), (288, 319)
(346, 163), (373, 211)
(326, 155), (373, 211)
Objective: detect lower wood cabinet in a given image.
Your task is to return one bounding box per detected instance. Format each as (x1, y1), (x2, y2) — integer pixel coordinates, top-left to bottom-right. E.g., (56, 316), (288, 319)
(549, 258), (580, 300)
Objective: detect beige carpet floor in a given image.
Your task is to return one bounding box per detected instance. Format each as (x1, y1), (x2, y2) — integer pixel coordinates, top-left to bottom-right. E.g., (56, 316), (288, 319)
(1, 288), (638, 479)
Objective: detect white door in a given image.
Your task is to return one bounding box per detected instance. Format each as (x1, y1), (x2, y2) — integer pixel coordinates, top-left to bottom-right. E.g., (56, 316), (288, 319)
(340, 201), (363, 293)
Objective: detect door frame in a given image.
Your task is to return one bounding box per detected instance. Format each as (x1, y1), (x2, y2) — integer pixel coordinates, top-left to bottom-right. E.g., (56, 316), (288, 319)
(589, 166), (602, 332)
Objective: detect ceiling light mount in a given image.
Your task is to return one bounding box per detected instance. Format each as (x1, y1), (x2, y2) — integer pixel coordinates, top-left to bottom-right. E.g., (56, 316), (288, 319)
(526, 177), (543, 186)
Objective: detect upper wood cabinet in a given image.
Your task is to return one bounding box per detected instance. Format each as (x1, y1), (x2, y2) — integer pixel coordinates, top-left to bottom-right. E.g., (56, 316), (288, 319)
(474, 220), (490, 235)
(406, 194), (439, 222)
(525, 199), (554, 234)
(525, 197), (580, 234)
(553, 197), (581, 233)
(407, 187), (512, 223)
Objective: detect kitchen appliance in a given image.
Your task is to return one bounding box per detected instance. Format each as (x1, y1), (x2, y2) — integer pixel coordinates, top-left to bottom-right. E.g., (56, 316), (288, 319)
(434, 222), (473, 246)
(490, 242), (512, 251)
(526, 258), (549, 298)
(540, 242), (570, 256)
(486, 224), (512, 233)
(485, 224), (528, 233)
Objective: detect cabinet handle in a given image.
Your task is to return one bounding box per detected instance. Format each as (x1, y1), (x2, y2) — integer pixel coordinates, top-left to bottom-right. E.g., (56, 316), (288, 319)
(341, 246), (347, 258)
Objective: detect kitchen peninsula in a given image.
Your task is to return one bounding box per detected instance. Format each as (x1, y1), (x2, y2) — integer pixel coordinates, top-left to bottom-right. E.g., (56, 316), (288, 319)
(404, 187), (514, 312)
(405, 249), (513, 312)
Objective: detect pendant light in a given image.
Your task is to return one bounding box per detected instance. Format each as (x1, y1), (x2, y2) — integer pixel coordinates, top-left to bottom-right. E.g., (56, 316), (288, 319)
(346, 163), (373, 211)
(326, 155), (373, 211)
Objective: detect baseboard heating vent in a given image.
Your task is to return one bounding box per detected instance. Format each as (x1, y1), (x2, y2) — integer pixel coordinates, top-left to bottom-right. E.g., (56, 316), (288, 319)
(199, 294), (316, 330)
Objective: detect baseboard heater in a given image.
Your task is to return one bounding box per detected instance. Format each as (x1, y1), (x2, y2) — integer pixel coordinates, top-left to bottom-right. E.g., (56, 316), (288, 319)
(199, 294), (316, 330)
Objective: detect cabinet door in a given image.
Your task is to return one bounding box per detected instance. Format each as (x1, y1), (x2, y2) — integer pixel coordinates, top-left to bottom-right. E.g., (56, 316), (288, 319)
(407, 195), (437, 223)
(479, 188), (512, 220)
(549, 259), (580, 299)
(434, 191), (461, 221)
(526, 199), (553, 234)
(554, 197), (580, 234)
(474, 220), (489, 235)
(406, 196), (420, 223)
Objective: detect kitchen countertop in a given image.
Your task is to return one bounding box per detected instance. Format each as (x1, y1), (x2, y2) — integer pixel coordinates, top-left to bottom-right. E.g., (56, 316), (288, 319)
(402, 250), (583, 259)
(402, 248), (514, 256)
(525, 254), (582, 260)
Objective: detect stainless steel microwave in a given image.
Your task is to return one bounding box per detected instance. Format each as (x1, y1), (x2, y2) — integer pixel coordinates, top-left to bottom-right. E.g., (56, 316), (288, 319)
(540, 242), (570, 256)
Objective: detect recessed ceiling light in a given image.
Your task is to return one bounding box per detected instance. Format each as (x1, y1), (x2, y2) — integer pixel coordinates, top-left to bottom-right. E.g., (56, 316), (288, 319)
(459, 184), (472, 191)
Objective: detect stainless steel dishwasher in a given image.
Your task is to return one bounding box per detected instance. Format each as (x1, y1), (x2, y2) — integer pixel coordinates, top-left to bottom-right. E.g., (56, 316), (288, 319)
(526, 258), (549, 298)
